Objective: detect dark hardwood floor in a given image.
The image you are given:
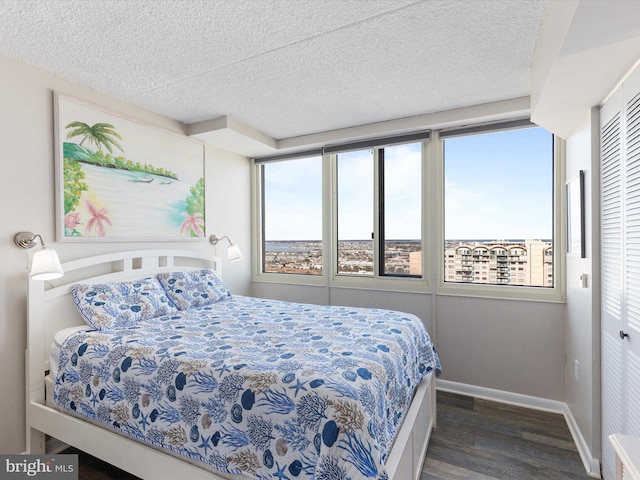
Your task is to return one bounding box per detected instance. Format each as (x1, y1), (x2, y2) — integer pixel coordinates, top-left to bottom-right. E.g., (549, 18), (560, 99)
(63, 391), (591, 479)
(421, 391), (591, 479)
(61, 446), (140, 480)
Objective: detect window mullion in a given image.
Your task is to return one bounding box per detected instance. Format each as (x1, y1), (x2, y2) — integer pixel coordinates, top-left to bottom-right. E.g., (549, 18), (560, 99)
(426, 136), (438, 289)
(329, 153), (339, 281)
(260, 164), (266, 274)
(375, 148), (384, 278)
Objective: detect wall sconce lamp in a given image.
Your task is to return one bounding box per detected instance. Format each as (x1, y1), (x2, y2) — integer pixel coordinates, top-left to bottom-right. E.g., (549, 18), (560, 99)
(14, 231), (64, 280)
(209, 234), (244, 263)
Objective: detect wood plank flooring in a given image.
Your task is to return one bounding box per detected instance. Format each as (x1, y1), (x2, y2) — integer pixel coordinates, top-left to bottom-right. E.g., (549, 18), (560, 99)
(61, 446), (139, 480)
(63, 390), (592, 479)
(421, 391), (592, 479)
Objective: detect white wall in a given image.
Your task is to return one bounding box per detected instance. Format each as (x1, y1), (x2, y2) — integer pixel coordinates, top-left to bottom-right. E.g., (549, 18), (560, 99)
(253, 282), (566, 400)
(564, 109), (602, 463)
(0, 54), (251, 454)
(436, 295), (565, 399)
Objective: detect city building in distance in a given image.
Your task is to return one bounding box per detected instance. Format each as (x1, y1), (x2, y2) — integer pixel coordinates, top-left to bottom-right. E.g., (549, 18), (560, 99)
(264, 239), (552, 287)
(441, 239), (553, 287)
(264, 241), (323, 275)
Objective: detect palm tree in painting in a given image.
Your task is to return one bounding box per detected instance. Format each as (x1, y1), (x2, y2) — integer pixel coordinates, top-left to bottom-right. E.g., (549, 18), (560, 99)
(66, 121), (124, 154)
(180, 212), (204, 237)
(85, 199), (112, 236)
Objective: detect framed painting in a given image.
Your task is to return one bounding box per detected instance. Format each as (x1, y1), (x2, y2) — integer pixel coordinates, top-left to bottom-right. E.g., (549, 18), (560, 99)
(55, 94), (205, 241)
(565, 170), (585, 258)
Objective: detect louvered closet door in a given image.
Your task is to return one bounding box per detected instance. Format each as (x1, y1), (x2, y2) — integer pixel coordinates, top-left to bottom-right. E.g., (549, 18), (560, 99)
(623, 67), (640, 440)
(601, 87), (624, 480)
(601, 65), (640, 480)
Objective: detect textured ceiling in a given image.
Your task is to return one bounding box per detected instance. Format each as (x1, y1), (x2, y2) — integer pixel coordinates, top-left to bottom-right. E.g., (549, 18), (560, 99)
(0, 0), (547, 140)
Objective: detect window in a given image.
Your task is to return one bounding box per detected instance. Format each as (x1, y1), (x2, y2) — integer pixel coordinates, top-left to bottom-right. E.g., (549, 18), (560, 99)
(260, 155), (322, 275)
(254, 120), (561, 301)
(443, 126), (554, 288)
(380, 143), (422, 276)
(335, 142), (423, 278)
(336, 149), (374, 275)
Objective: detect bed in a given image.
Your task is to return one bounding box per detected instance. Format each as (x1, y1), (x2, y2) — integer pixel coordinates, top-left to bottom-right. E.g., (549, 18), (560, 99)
(25, 250), (440, 480)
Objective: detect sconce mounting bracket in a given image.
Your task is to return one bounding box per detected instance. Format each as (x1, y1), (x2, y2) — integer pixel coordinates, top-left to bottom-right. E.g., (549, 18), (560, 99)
(14, 232), (37, 249)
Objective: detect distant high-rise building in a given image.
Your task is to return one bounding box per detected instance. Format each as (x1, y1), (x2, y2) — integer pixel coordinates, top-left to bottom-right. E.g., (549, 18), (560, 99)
(434, 239), (553, 287)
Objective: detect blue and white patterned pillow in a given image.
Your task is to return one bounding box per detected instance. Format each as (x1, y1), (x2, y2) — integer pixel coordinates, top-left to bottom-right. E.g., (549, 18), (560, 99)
(157, 269), (229, 310)
(71, 277), (179, 330)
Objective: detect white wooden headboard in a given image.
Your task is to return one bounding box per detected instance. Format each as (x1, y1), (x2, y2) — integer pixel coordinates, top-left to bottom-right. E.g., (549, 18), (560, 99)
(26, 250), (221, 404)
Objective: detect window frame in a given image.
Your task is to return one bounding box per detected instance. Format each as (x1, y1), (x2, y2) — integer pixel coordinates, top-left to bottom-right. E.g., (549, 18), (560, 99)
(251, 120), (565, 302)
(377, 145), (424, 279)
(329, 142), (429, 292)
(334, 147), (375, 278)
(434, 127), (565, 302)
(258, 155), (324, 278)
(252, 154), (327, 287)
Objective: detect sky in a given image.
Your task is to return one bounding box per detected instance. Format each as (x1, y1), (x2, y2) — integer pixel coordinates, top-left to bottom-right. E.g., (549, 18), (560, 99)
(444, 127), (553, 240)
(263, 127), (553, 241)
(263, 156), (323, 240)
(337, 144), (422, 240)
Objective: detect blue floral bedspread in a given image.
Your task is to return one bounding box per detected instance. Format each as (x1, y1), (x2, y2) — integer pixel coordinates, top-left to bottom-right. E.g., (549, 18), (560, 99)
(54, 295), (441, 479)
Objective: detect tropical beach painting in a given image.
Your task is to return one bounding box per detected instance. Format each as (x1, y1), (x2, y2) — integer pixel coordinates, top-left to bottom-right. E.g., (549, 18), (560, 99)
(55, 94), (205, 241)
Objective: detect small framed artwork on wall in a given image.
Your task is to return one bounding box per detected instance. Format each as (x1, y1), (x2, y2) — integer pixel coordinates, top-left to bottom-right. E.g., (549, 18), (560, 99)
(565, 169), (585, 258)
(54, 93), (206, 242)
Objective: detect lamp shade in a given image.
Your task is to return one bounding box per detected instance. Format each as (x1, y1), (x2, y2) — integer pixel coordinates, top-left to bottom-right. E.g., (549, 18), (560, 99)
(30, 248), (64, 280)
(227, 243), (244, 263)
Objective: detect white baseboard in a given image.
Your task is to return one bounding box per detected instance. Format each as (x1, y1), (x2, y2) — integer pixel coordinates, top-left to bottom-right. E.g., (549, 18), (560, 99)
(563, 407), (602, 479)
(436, 379), (601, 479)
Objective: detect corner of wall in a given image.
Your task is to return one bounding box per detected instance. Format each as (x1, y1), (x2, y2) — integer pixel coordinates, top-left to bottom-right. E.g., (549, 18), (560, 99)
(563, 107), (601, 468)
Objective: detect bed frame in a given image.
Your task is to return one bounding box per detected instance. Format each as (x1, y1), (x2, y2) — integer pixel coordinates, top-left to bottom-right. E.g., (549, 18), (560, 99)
(25, 249), (436, 479)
